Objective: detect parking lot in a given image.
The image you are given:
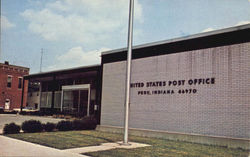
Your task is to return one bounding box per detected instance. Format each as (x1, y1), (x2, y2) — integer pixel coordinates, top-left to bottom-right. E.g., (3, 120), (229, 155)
(0, 114), (64, 134)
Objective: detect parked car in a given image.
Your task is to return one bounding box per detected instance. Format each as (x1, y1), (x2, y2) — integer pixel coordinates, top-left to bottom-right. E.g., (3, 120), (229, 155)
(13, 107), (38, 112)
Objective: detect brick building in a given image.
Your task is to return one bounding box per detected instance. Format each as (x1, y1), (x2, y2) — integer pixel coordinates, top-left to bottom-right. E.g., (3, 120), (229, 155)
(0, 61), (29, 110)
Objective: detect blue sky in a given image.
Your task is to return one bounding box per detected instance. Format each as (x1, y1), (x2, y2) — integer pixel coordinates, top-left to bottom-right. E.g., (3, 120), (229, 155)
(1, 0), (250, 73)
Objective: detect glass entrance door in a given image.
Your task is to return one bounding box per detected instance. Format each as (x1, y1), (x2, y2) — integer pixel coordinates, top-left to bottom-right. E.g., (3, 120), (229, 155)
(61, 84), (90, 116)
(62, 89), (89, 116)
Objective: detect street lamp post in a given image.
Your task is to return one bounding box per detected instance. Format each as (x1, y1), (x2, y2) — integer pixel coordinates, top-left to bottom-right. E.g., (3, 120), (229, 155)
(123, 0), (134, 145)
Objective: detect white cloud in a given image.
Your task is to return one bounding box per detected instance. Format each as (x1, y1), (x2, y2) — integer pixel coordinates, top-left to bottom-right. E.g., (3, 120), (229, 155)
(201, 20), (250, 33)
(235, 21), (250, 26)
(21, 0), (143, 45)
(45, 47), (110, 71)
(1, 16), (15, 30)
(201, 27), (215, 33)
(46, 1), (69, 12)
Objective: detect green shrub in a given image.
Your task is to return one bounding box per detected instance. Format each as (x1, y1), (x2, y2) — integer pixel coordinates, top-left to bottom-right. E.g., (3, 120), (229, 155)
(56, 120), (73, 131)
(21, 120), (43, 133)
(72, 119), (85, 130)
(83, 116), (97, 130)
(72, 116), (97, 130)
(3, 123), (21, 134)
(43, 122), (56, 132)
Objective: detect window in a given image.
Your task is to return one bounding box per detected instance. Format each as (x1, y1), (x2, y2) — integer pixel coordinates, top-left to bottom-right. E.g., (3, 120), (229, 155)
(7, 76), (12, 88)
(41, 92), (52, 108)
(18, 77), (23, 89)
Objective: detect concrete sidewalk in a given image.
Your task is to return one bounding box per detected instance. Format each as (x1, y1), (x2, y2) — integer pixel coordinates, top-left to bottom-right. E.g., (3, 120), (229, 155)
(0, 135), (88, 157)
(0, 135), (151, 156)
(63, 141), (150, 154)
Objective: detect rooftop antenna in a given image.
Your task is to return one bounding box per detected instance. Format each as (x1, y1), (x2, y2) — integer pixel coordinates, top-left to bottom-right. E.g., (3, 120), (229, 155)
(40, 48), (43, 72)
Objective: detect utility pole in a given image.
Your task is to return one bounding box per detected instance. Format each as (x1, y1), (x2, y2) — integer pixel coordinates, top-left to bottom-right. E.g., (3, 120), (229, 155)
(123, 0), (134, 145)
(40, 48), (43, 72)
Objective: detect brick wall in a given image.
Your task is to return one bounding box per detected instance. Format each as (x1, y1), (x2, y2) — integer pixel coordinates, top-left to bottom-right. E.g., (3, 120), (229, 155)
(101, 42), (250, 139)
(0, 64), (29, 110)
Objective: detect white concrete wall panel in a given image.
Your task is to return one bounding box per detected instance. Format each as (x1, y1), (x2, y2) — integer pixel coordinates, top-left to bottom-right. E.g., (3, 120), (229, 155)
(101, 42), (250, 139)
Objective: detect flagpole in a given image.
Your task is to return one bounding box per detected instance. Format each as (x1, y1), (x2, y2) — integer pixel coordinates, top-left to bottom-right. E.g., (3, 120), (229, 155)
(123, 0), (134, 145)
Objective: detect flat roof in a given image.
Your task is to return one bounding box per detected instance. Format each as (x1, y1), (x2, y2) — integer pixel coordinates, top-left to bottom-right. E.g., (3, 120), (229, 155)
(25, 64), (101, 79)
(101, 24), (250, 64)
(102, 24), (250, 56)
(0, 62), (29, 70)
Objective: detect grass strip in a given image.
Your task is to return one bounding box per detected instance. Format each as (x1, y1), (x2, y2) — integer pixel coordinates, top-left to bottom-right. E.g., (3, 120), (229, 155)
(6, 130), (249, 156)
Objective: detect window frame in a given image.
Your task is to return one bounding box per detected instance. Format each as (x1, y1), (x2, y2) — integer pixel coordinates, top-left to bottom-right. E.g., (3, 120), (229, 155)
(18, 77), (23, 89)
(7, 75), (12, 88)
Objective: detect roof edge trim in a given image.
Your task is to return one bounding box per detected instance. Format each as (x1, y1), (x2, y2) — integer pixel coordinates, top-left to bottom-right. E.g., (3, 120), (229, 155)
(102, 24), (250, 56)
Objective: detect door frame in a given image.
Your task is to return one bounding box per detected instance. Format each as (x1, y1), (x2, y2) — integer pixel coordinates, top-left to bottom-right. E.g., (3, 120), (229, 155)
(61, 84), (91, 116)
(5, 99), (10, 110)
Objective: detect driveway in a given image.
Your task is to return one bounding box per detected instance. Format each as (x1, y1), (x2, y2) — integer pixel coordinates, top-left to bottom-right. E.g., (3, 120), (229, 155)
(0, 114), (64, 134)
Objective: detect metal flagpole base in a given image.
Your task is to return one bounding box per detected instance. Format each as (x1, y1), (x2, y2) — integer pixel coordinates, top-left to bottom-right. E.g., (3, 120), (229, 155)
(118, 142), (131, 146)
